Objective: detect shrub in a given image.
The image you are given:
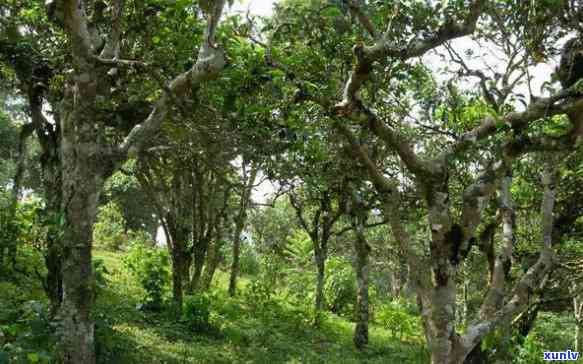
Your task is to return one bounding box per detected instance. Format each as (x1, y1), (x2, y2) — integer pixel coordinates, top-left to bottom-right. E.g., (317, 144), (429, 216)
(244, 278), (274, 311)
(376, 299), (422, 341)
(0, 300), (55, 364)
(324, 256), (356, 318)
(127, 230), (156, 248)
(182, 294), (211, 331)
(513, 332), (545, 364)
(239, 243), (260, 276)
(92, 258), (109, 298)
(93, 202), (127, 251)
(122, 244), (169, 311)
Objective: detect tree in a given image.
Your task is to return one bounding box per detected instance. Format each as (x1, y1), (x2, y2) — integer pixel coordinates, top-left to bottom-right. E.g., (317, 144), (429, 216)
(265, 0), (583, 361)
(228, 159), (259, 296)
(1, 0), (228, 361)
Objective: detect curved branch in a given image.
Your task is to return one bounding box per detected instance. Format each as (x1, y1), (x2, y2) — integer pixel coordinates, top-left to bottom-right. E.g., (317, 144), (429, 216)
(118, 0), (227, 159)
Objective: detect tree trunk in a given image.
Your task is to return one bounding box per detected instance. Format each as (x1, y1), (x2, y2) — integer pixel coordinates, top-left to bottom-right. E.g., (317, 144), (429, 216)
(55, 46), (106, 362)
(228, 163), (256, 296)
(574, 290), (583, 353)
(171, 249), (183, 310)
(167, 211), (189, 311)
(464, 345), (488, 364)
(392, 253), (409, 298)
(44, 167), (64, 316)
(576, 320), (582, 354)
(314, 247), (326, 326)
(353, 224), (370, 350)
(228, 218), (244, 296)
(426, 282), (463, 364)
(202, 242), (221, 291)
(203, 226), (224, 291)
(58, 155), (103, 364)
(189, 239), (207, 292)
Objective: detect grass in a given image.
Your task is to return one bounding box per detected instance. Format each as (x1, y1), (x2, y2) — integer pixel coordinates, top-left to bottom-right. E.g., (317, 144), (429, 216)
(3, 248), (575, 363)
(92, 249), (430, 364)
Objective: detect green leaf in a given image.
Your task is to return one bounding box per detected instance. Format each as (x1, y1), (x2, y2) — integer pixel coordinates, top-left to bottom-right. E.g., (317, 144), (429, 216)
(152, 36), (161, 44)
(321, 6), (342, 18)
(27, 353), (40, 363)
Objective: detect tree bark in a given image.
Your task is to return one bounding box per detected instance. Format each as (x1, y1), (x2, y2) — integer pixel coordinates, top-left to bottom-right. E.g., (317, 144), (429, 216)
(58, 139), (104, 364)
(573, 285), (583, 353)
(170, 246), (184, 310)
(576, 320), (582, 354)
(314, 245), (326, 326)
(190, 238), (208, 292)
(42, 158), (64, 316)
(228, 217), (244, 296)
(353, 219), (370, 350)
(202, 238), (223, 291)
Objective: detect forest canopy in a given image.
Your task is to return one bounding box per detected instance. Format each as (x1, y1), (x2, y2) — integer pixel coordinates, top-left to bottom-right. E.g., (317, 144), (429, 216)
(1, 0), (583, 363)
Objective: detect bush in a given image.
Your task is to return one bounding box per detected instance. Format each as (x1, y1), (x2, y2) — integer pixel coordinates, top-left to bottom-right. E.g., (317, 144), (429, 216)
(127, 230), (156, 248)
(0, 300), (55, 364)
(122, 244), (169, 311)
(239, 243), (260, 276)
(513, 332), (545, 364)
(324, 256), (356, 318)
(182, 294), (211, 332)
(376, 299), (422, 341)
(92, 258), (109, 298)
(93, 202), (127, 251)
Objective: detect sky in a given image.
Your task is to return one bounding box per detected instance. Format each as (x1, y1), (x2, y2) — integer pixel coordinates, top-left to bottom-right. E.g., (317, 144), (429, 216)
(230, 0), (276, 17)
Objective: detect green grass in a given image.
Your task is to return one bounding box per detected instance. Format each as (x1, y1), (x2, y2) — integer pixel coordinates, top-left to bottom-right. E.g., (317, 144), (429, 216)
(93, 249), (429, 364)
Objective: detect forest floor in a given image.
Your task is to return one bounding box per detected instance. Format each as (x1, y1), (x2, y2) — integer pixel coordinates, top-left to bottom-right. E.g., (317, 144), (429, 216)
(1, 249), (576, 363)
(92, 250), (429, 364)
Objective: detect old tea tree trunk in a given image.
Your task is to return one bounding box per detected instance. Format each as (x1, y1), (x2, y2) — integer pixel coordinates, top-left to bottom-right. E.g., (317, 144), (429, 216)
(351, 202), (370, 350)
(334, 104), (570, 363)
(54, 0), (227, 362)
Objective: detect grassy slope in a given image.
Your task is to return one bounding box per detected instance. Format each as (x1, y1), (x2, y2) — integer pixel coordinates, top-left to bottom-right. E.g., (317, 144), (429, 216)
(93, 249), (429, 364)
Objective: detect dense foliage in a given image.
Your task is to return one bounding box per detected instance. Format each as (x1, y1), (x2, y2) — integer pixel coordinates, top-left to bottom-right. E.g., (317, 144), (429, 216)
(1, 0), (583, 363)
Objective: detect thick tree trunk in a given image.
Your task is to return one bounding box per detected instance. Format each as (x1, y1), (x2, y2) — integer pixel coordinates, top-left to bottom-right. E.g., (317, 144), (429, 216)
(426, 283), (463, 364)
(353, 224), (370, 350)
(58, 159), (103, 364)
(56, 44), (104, 362)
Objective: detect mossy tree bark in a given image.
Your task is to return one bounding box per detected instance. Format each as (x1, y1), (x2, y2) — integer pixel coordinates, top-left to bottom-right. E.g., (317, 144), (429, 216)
(352, 212), (370, 350)
(52, 0), (227, 360)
